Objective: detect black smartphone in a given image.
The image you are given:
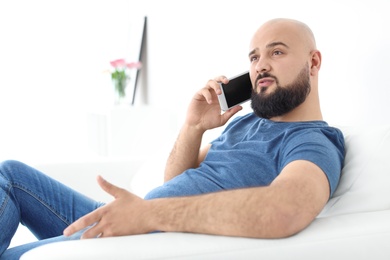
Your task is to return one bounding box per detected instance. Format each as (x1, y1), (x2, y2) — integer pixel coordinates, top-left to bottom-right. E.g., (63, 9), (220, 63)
(217, 72), (252, 111)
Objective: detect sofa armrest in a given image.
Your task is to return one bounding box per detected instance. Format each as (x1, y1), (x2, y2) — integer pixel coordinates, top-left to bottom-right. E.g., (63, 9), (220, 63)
(33, 158), (144, 203)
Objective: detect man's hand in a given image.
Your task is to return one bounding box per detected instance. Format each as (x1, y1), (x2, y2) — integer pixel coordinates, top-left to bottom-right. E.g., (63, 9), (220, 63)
(185, 75), (242, 132)
(63, 176), (153, 239)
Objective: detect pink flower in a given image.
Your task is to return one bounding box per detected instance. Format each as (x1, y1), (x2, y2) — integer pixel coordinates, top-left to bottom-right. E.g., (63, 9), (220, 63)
(110, 59), (142, 69)
(110, 59), (126, 68)
(126, 61), (142, 69)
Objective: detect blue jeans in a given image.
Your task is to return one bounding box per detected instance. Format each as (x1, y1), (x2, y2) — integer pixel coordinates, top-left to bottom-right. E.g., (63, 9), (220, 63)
(0, 160), (103, 259)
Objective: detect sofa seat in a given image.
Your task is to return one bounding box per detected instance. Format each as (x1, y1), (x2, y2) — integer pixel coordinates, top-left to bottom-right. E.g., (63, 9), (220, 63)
(21, 210), (390, 259)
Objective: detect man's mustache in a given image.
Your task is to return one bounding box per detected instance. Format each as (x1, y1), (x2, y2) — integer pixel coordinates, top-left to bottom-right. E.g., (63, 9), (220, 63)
(256, 73), (278, 85)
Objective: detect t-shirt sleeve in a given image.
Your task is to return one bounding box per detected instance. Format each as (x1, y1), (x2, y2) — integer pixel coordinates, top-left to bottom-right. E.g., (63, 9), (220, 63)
(281, 128), (345, 197)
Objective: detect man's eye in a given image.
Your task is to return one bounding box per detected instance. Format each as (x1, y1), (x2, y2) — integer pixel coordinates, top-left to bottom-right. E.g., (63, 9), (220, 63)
(250, 56), (258, 62)
(273, 50), (283, 55)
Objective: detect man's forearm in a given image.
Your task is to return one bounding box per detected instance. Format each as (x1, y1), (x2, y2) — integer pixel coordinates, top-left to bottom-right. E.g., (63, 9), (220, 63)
(149, 162), (328, 239)
(148, 187), (300, 238)
(164, 124), (205, 182)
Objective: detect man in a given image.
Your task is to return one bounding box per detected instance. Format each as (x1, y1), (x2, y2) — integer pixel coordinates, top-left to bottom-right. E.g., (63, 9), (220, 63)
(64, 18), (344, 238)
(0, 18), (344, 259)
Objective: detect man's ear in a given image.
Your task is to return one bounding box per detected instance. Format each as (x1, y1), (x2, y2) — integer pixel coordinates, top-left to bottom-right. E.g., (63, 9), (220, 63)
(310, 50), (322, 76)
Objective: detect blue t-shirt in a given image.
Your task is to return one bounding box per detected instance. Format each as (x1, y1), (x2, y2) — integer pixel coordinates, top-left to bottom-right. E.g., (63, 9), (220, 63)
(145, 113), (345, 200)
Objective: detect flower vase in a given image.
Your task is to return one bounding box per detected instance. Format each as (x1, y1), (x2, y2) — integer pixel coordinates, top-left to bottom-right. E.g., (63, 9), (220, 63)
(113, 78), (128, 106)
(109, 59), (141, 106)
(114, 91), (127, 106)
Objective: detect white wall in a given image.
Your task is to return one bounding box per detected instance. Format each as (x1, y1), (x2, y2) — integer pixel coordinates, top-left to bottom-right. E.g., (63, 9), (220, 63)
(0, 0), (389, 163)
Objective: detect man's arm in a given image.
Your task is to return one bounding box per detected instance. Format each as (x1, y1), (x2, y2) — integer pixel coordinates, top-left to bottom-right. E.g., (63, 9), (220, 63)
(64, 160), (330, 239)
(163, 125), (210, 182)
(154, 160), (329, 238)
(164, 76), (240, 182)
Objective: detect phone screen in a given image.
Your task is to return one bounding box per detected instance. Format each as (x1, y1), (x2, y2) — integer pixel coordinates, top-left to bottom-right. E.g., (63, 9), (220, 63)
(221, 72), (252, 108)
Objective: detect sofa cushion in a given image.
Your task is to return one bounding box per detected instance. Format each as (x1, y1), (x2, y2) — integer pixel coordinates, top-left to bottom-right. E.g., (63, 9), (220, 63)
(319, 124), (390, 217)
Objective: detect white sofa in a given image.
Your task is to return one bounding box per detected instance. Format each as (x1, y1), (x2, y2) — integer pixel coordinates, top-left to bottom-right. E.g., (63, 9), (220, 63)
(17, 123), (390, 259)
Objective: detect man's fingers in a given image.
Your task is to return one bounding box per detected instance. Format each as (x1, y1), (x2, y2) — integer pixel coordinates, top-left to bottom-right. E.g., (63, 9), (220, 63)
(221, 105), (242, 123)
(214, 75), (228, 84)
(63, 210), (101, 237)
(64, 177), (128, 238)
(80, 222), (105, 239)
(97, 175), (123, 199)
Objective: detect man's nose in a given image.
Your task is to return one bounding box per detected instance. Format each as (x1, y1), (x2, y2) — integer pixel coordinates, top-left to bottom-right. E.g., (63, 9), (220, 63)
(255, 58), (271, 74)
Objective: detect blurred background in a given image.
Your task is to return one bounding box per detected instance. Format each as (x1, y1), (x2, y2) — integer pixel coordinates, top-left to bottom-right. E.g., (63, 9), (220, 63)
(0, 0), (388, 164)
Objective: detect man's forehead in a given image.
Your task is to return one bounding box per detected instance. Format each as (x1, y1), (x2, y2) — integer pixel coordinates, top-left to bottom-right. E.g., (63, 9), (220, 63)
(249, 25), (303, 53)
(249, 19), (316, 52)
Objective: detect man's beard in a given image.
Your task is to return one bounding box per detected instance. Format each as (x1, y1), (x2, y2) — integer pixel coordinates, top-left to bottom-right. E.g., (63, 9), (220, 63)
(251, 63), (311, 119)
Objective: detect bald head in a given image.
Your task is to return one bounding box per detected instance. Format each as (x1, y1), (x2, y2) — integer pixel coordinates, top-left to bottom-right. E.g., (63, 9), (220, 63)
(251, 18), (317, 54)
